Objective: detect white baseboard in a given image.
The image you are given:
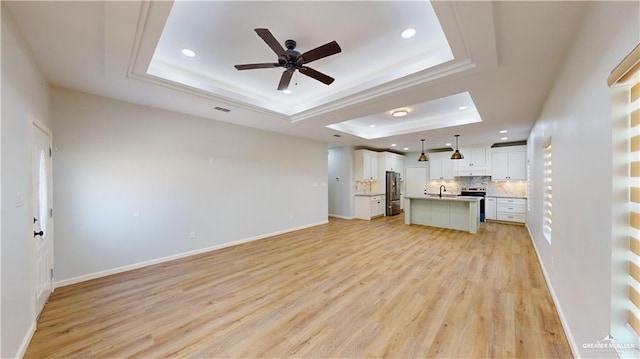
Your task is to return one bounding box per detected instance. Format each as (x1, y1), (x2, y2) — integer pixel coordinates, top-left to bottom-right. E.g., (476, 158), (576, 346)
(328, 214), (354, 220)
(526, 224), (579, 358)
(54, 220), (328, 288)
(15, 321), (36, 359)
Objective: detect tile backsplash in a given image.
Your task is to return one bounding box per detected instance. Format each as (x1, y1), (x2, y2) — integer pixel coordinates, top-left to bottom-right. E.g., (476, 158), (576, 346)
(426, 176), (527, 197)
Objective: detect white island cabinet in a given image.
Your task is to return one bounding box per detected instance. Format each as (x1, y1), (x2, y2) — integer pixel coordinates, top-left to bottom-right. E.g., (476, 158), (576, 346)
(404, 196), (481, 234)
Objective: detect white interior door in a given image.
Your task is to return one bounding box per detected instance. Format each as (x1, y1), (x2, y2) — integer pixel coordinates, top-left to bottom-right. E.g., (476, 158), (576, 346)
(32, 121), (53, 316)
(405, 167), (428, 197)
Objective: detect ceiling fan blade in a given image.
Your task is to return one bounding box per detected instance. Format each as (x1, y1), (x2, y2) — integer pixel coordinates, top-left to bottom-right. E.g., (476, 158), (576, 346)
(277, 69), (294, 91)
(254, 28), (287, 58)
(299, 66), (335, 85)
(299, 41), (341, 64)
(234, 63), (280, 70)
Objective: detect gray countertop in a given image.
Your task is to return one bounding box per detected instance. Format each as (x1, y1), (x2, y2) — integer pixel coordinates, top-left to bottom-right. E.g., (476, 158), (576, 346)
(354, 193), (386, 197)
(486, 195), (528, 199)
(405, 195), (482, 202)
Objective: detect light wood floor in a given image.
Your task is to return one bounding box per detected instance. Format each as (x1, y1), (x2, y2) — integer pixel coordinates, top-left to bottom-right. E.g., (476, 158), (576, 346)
(26, 216), (571, 358)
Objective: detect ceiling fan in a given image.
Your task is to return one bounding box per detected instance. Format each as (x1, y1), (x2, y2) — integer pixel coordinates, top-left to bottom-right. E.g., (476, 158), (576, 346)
(234, 28), (342, 91)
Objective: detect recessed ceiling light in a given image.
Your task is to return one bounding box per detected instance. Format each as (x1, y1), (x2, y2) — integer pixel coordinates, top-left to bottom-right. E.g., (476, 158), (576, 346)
(391, 144), (397, 147)
(181, 48), (196, 57)
(499, 129), (508, 133)
(401, 28), (416, 39)
(403, 147), (409, 151)
(369, 125), (376, 128)
(501, 137), (509, 141)
(445, 143), (452, 146)
(283, 89), (291, 94)
(458, 106), (468, 110)
(392, 110), (409, 117)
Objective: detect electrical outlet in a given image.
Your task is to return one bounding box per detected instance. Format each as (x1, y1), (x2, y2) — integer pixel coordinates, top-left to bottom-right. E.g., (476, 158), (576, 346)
(189, 231), (196, 239)
(16, 192), (24, 208)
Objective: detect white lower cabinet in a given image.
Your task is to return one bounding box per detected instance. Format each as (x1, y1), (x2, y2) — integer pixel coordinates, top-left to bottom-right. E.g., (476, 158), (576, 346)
(495, 198), (526, 223)
(485, 197), (497, 220)
(355, 195), (386, 220)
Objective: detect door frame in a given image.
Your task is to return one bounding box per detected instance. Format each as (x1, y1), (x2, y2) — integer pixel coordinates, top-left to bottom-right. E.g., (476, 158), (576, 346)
(29, 119), (54, 318)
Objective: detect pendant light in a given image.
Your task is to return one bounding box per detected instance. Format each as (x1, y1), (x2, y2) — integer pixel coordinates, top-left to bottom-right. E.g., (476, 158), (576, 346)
(418, 139), (429, 162)
(451, 134), (464, 160)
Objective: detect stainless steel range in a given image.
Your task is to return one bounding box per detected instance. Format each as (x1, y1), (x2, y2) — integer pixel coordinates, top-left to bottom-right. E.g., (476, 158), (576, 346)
(460, 187), (486, 222)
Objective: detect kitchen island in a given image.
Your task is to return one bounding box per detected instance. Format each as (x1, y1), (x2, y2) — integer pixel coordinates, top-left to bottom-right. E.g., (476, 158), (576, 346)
(405, 196), (482, 234)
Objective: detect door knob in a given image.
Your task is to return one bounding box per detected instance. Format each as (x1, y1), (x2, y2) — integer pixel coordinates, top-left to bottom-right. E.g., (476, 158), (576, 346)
(34, 230), (44, 237)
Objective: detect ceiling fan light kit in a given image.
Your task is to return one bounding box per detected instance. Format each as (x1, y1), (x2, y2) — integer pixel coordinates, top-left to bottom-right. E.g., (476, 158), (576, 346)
(451, 134), (464, 160)
(418, 139), (429, 162)
(234, 28), (342, 91)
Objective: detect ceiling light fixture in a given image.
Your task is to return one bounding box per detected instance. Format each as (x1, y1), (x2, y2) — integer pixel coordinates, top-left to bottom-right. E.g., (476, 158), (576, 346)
(181, 48), (196, 57)
(501, 137), (509, 141)
(499, 130), (508, 133)
(391, 144), (397, 147)
(283, 89), (291, 94)
(451, 135), (464, 160)
(401, 28), (416, 39)
(418, 139), (429, 162)
(369, 125), (376, 128)
(392, 110), (409, 117)
(445, 143), (452, 146)
(458, 106), (468, 110)
(404, 147), (409, 151)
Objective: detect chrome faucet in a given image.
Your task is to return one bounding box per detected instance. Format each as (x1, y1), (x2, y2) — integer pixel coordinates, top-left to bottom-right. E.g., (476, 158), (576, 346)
(439, 185), (446, 198)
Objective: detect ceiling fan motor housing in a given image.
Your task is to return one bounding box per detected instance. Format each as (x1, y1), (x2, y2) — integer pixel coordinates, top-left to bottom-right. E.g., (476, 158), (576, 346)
(285, 39), (297, 50)
(234, 29), (341, 90)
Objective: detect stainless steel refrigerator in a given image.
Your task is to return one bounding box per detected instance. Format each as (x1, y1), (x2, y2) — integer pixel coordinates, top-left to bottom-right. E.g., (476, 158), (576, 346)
(386, 171), (401, 216)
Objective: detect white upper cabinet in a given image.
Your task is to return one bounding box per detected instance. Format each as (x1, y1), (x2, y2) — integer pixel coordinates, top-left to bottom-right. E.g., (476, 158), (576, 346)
(429, 152), (455, 180)
(453, 146), (490, 176)
(354, 149), (379, 180)
(491, 146), (526, 181)
(382, 152), (405, 174)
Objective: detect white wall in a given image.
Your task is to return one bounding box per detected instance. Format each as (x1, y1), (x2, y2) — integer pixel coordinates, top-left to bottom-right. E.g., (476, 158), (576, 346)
(1, 6), (51, 358)
(328, 147), (354, 218)
(526, 1), (639, 357)
(51, 88), (328, 283)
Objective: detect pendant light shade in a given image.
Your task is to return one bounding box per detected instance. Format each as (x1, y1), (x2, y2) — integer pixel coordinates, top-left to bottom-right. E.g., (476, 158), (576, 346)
(451, 135), (464, 160)
(418, 139), (429, 162)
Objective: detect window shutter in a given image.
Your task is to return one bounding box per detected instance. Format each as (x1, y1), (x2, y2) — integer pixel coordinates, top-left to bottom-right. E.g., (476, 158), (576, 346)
(543, 138), (552, 243)
(610, 44), (640, 337)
